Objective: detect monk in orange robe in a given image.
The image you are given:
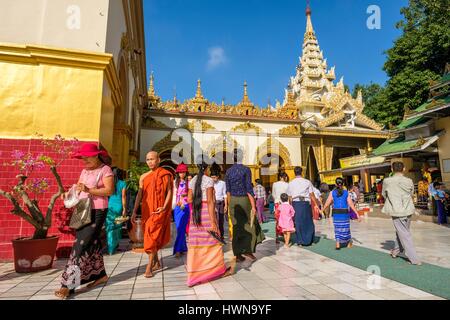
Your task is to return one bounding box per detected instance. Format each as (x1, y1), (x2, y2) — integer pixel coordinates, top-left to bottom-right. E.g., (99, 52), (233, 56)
(132, 151), (173, 277)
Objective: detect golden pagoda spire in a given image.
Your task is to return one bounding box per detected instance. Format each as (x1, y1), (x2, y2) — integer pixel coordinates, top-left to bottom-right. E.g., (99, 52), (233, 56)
(237, 81), (254, 112)
(191, 79), (208, 111)
(148, 72), (155, 96)
(304, 0), (316, 41)
(173, 86), (178, 104)
(147, 71), (161, 108)
(196, 79), (204, 98)
(243, 81), (250, 103)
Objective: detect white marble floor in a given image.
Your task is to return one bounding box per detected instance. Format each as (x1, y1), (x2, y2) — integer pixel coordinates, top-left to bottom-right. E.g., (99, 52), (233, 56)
(0, 216), (447, 300)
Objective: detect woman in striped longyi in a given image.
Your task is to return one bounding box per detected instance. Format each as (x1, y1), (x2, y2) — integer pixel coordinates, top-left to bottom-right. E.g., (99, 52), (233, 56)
(186, 157), (231, 287)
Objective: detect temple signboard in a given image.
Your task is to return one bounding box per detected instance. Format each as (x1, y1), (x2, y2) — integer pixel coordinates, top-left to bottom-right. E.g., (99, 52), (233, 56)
(339, 155), (386, 169)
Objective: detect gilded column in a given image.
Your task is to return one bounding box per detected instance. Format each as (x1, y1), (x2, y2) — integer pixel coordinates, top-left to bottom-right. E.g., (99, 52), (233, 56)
(320, 137), (326, 172)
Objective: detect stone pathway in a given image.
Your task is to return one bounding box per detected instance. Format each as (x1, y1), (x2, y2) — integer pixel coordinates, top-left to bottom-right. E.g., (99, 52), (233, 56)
(315, 216), (450, 268)
(0, 217), (447, 300)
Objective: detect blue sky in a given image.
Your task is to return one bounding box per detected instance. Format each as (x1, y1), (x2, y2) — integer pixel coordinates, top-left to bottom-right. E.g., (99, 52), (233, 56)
(144, 0), (408, 107)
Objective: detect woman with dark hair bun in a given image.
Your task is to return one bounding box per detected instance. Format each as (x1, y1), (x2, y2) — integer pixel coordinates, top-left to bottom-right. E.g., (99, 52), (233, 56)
(186, 156), (230, 287)
(322, 177), (360, 250)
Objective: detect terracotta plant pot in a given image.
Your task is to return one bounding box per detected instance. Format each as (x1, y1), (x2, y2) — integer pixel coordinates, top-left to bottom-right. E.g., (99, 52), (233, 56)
(11, 236), (59, 273)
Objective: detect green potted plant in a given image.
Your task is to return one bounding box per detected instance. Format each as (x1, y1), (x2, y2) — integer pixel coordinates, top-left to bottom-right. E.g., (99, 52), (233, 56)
(125, 160), (148, 249)
(0, 134), (78, 273)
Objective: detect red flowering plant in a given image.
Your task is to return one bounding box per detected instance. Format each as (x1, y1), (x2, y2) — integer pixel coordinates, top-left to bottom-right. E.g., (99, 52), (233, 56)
(0, 134), (78, 240)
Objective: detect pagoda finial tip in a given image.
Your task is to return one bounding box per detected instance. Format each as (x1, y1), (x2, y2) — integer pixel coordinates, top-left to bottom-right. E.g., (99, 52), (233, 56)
(306, 0), (311, 15)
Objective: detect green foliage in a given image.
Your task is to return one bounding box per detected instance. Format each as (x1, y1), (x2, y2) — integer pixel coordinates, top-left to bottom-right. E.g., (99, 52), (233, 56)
(352, 83), (388, 125)
(353, 0), (449, 127)
(126, 160), (148, 192)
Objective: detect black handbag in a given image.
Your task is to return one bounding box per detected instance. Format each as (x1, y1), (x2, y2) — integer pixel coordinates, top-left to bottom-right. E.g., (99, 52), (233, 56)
(69, 170), (102, 230)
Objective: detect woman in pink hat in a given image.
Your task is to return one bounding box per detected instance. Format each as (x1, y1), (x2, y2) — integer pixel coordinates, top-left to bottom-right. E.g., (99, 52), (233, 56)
(173, 163), (190, 257)
(55, 143), (114, 299)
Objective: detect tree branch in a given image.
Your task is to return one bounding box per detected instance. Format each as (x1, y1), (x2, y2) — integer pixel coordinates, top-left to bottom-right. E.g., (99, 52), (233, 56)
(0, 189), (41, 229)
(16, 175), (44, 224)
(44, 166), (65, 227)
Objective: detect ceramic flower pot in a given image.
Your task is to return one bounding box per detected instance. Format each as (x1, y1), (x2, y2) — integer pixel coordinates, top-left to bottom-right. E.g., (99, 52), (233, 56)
(11, 236), (59, 273)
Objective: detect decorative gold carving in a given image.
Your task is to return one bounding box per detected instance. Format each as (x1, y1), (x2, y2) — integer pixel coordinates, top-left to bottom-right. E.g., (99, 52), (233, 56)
(231, 121), (263, 134)
(189, 79), (209, 112)
(181, 120), (216, 132)
(316, 111), (345, 128)
(206, 133), (243, 158)
(142, 114), (169, 129)
(413, 136), (426, 148)
(147, 72), (161, 109)
(152, 131), (184, 154)
(121, 33), (130, 51)
(235, 81), (255, 114)
(142, 5), (385, 133)
(356, 113), (384, 131)
(255, 137), (292, 167)
(113, 124), (133, 140)
(278, 124), (300, 136)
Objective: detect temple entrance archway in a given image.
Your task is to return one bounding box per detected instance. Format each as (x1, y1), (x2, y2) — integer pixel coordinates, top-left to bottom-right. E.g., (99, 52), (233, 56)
(331, 147), (361, 170)
(258, 153), (286, 190)
(210, 151), (235, 176)
(305, 146), (320, 185)
(159, 149), (176, 175)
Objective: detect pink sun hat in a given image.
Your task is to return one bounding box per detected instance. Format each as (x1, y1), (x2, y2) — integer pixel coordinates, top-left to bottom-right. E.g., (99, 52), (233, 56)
(175, 163), (188, 173)
(72, 143), (109, 159)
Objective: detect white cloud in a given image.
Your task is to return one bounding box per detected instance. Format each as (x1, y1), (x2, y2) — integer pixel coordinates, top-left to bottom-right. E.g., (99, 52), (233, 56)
(206, 46), (227, 71)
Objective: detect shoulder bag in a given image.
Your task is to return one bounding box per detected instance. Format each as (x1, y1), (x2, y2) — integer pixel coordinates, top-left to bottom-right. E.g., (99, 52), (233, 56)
(69, 170), (102, 230)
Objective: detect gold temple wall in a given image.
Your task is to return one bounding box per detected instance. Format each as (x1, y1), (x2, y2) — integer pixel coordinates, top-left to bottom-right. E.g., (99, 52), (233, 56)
(0, 43), (120, 153)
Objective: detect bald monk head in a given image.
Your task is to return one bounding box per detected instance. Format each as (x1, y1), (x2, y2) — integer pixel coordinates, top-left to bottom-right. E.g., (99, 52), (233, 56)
(146, 151), (160, 171)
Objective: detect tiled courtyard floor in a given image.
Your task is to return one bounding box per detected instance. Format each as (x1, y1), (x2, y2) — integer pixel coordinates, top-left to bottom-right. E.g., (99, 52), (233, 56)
(0, 216), (448, 300)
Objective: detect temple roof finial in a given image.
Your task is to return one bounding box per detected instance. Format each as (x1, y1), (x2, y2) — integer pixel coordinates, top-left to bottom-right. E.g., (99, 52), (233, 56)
(243, 81), (248, 101)
(147, 71), (161, 108)
(238, 81), (254, 108)
(173, 85), (178, 104)
(148, 71), (156, 96)
(305, 0), (315, 40)
(196, 79), (204, 98)
(306, 0), (311, 16)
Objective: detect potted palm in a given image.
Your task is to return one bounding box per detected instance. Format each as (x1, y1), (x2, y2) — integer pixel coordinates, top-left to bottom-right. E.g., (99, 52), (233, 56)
(0, 134), (78, 273)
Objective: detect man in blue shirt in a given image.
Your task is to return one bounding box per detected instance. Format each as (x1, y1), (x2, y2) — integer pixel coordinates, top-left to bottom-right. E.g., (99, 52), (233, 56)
(226, 149), (265, 262)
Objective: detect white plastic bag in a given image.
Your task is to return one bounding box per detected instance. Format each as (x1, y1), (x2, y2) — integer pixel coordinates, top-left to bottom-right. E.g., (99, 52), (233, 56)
(64, 184), (81, 209)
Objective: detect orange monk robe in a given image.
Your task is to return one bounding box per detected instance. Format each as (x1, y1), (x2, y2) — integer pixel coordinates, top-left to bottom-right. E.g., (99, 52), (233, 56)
(141, 167), (173, 254)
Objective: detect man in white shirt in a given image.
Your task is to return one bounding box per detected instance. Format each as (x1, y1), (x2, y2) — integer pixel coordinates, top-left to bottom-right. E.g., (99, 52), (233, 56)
(272, 172), (289, 243)
(287, 167), (319, 246)
(272, 172), (289, 205)
(211, 167), (227, 241)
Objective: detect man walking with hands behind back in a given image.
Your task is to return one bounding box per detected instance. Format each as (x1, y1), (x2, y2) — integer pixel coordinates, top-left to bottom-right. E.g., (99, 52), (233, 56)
(382, 162), (421, 265)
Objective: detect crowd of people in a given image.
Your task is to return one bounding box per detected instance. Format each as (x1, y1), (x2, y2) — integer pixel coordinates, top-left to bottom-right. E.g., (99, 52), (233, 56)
(53, 143), (445, 299)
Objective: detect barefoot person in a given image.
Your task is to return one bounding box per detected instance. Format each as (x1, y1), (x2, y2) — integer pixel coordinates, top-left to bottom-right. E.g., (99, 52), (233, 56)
(272, 172), (289, 243)
(173, 163), (190, 257)
(226, 149), (265, 262)
(382, 162), (422, 265)
(278, 193), (295, 248)
(186, 157), (230, 286)
(132, 151), (173, 277)
(321, 177), (360, 250)
(55, 143), (114, 299)
(286, 166), (319, 247)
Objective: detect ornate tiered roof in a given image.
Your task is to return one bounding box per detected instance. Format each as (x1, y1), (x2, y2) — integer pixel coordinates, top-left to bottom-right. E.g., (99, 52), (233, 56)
(144, 2), (385, 134)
